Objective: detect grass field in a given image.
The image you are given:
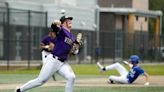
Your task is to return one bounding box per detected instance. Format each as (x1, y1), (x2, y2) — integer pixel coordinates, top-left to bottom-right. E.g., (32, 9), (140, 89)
(1, 64), (164, 75)
(1, 86), (164, 92)
(0, 64), (164, 92)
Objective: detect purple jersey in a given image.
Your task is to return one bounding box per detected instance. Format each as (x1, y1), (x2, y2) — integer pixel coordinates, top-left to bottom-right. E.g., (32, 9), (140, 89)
(52, 27), (75, 61)
(127, 66), (144, 83)
(41, 35), (57, 52)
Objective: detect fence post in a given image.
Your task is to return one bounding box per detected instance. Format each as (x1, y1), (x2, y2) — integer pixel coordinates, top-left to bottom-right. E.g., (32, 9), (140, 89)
(27, 10), (31, 69)
(6, 2), (10, 70)
(45, 11), (48, 34)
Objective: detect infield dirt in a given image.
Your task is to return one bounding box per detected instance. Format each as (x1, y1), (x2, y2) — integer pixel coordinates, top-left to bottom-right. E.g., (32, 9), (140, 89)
(0, 76), (164, 90)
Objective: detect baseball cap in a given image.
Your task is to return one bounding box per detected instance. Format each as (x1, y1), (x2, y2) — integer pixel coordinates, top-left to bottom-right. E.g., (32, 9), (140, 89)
(60, 16), (73, 24)
(129, 55), (139, 64)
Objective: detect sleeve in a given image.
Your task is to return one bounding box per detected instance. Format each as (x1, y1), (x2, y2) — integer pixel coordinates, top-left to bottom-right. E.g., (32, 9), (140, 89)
(138, 68), (145, 75)
(41, 37), (47, 45)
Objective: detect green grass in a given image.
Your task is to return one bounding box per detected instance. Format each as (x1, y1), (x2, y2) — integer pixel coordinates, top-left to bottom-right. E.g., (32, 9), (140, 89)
(1, 86), (164, 92)
(141, 65), (164, 75)
(0, 64), (164, 75)
(72, 64), (164, 75)
(0, 64), (164, 92)
(0, 74), (106, 84)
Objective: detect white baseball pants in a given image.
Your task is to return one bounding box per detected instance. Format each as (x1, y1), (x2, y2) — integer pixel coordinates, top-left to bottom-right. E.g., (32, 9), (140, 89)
(20, 54), (75, 92)
(41, 50), (51, 65)
(106, 62), (129, 83)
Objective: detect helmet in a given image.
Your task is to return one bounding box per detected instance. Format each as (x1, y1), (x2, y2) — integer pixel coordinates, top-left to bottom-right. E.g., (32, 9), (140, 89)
(60, 16), (73, 24)
(129, 55), (139, 64)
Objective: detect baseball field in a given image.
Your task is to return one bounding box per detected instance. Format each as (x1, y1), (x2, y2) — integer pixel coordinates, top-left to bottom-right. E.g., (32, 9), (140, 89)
(0, 63), (164, 92)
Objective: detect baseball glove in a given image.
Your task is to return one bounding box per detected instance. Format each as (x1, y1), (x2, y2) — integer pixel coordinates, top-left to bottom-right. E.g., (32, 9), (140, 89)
(75, 32), (83, 46)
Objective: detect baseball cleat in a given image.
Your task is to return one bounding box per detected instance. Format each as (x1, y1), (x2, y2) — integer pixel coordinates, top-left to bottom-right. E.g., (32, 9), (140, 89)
(96, 62), (103, 69)
(15, 87), (21, 92)
(107, 79), (114, 84)
(123, 61), (128, 65)
(96, 62), (106, 71)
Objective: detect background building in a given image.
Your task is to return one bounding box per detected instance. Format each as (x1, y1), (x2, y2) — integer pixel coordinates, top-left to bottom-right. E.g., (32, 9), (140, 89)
(98, 0), (162, 60)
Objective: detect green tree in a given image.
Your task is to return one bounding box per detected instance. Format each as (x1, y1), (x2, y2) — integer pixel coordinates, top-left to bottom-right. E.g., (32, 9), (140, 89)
(149, 0), (164, 35)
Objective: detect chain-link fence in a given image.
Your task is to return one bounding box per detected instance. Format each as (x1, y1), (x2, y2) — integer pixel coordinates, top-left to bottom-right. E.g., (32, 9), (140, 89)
(0, 6), (47, 70)
(0, 7), (164, 70)
(72, 30), (164, 64)
(92, 31), (164, 64)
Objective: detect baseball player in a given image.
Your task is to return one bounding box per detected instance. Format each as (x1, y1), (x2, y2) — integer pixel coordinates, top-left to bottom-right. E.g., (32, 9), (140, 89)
(15, 16), (82, 92)
(40, 30), (57, 80)
(97, 55), (150, 85)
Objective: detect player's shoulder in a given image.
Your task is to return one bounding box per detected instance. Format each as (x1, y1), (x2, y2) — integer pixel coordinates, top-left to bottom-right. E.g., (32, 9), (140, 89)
(43, 35), (50, 39)
(41, 35), (50, 41)
(133, 65), (142, 70)
(133, 65), (144, 71)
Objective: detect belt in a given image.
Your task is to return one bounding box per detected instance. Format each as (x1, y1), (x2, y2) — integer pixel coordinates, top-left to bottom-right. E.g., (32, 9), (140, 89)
(53, 55), (64, 62)
(42, 49), (51, 52)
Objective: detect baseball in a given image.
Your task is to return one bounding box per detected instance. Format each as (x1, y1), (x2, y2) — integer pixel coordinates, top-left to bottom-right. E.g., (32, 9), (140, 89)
(61, 9), (66, 14)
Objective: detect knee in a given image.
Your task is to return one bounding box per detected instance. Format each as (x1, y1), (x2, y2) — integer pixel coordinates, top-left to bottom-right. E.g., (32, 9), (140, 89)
(109, 75), (112, 79)
(115, 62), (122, 67)
(115, 62), (120, 65)
(37, 78), (47, 86)
(67, 74), (76, 81)
(109, 75), (116, 80)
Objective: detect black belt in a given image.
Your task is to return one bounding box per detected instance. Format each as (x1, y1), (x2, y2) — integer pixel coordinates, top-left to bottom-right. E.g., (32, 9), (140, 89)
(53, 55), (64, 62)
(41, 49), (51, 52)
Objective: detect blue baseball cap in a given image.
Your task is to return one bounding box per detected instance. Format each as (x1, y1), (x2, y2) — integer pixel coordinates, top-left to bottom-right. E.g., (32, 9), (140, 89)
(129, 55), (139, 64)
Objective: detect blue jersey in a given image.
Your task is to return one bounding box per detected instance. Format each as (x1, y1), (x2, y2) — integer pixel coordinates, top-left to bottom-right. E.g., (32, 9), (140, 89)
(127, 66), (144, 83)
(41, 35), (57, 52)
(52, 27), (75, 61)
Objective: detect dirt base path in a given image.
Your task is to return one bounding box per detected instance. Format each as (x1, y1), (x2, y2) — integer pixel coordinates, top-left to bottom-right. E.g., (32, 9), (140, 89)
(0, 76), (164, 90)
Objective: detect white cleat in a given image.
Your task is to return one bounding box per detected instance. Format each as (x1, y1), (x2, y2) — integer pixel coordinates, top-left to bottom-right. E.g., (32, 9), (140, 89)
(96, 62), (106, 71)
(107, 79), (114, 84)
(123, 61), (128, 65)
(96, 62), (104, 69)
(123, 61), (133, 68)
(15, 87), (21, 92)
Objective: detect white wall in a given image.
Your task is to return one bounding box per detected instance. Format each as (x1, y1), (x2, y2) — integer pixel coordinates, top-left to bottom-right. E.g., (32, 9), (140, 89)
(76, 0), (97, 8)
(0, 1), (96, 31)
(1, 0), (97, 8)
(0, 0), (56, 4)
(43, 4), (95, 31)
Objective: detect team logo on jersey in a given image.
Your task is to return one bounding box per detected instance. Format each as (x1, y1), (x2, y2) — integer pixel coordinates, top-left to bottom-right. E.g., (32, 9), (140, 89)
(64, 37), (73, 46)
(129, 69), (136, 77)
